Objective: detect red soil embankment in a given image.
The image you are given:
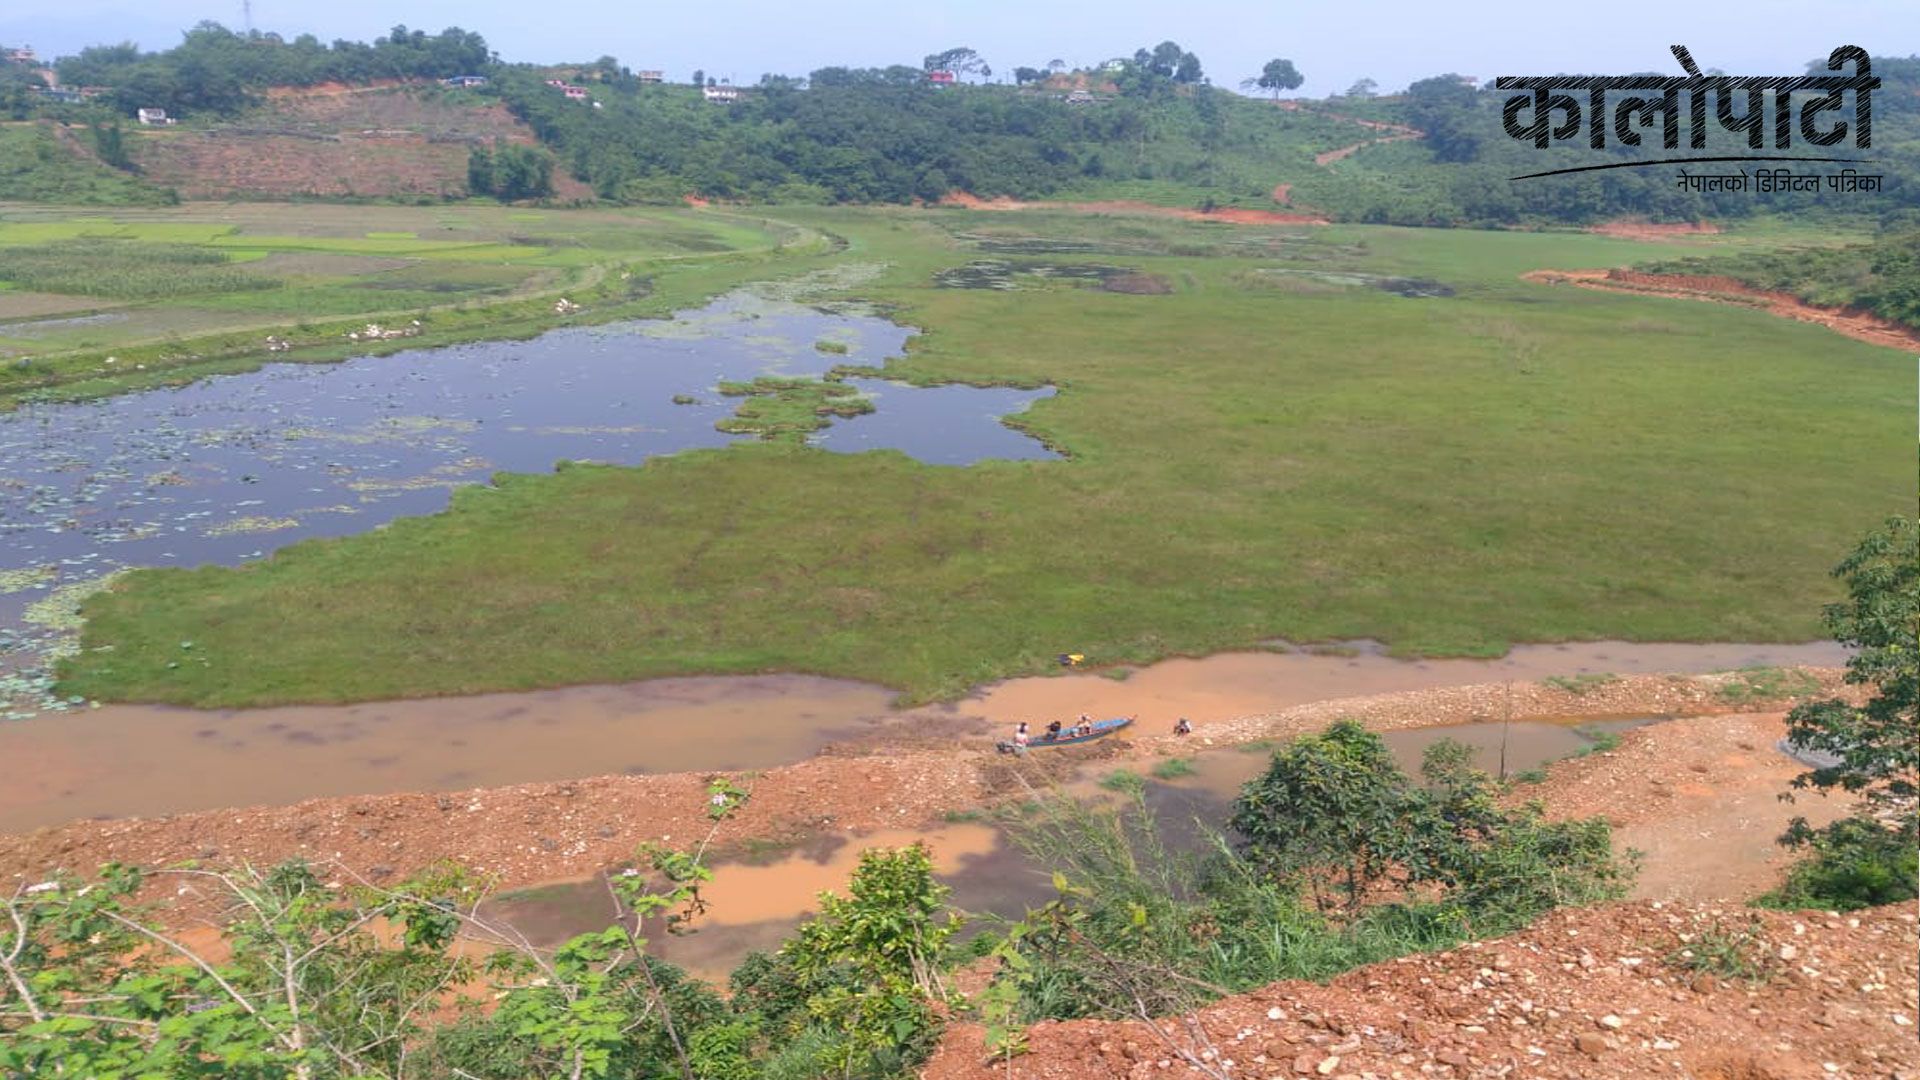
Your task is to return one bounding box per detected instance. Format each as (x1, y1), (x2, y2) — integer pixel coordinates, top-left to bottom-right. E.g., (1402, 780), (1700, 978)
(128, 84), (595, 201)
(926, 902), (1919, 1080)
(1525, 267), (1920, 351)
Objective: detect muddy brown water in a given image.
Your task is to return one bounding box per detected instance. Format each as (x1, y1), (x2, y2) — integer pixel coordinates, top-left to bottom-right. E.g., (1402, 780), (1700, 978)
(0, 640), (1843, 833)
(479, 716), (1659, 981)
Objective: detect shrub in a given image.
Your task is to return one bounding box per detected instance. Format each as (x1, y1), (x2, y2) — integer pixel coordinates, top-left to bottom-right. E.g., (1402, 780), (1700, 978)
(1665, 916), (1779, 987)
(1150, 757), (1195, 780)
(1758, 814), (1918, 911)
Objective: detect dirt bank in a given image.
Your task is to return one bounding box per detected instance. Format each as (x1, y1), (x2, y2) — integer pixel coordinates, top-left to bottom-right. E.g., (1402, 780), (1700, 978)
(939, 191), (1328, 225)
(926, 901), (1919, 1080)
(1587, 220), (1722, 241)
(1519, 711), (1858, 903)
(1524, 268), (1920, 352)
(0, 669), (1850, 892)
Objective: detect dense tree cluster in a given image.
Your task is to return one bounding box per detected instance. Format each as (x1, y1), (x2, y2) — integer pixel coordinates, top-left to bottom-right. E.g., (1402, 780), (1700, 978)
(55, 22), (491, 117)
(466, 141), (555, 200)
(493, 64), (1206, 203)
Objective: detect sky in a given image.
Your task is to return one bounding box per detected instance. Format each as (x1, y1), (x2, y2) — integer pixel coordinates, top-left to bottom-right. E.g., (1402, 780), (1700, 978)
(1, 0), (1912, 96)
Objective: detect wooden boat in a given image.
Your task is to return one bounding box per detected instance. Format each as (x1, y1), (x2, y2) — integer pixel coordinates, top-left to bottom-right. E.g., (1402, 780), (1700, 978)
(996, 716), (1132, 754)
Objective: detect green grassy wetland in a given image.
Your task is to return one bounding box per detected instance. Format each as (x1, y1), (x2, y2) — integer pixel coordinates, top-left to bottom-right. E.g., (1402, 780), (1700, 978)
(0, 201), (817, 408)
(49, 205), (1913, 707)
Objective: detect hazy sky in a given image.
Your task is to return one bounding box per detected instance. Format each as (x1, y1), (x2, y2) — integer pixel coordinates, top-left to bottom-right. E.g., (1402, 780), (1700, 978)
(2, 0), (1912, 96)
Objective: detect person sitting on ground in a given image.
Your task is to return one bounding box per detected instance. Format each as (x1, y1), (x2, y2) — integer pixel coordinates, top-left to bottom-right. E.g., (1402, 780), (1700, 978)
(1174, 717), (1193, 736)
(1014, 722), (1029, 748)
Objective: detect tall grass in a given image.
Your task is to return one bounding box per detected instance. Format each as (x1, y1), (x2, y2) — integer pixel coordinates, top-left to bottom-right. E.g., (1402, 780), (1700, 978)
(0, 239), (278, 299)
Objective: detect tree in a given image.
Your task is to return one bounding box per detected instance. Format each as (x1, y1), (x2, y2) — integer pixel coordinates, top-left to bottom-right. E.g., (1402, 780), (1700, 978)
(1231, 721), (1629, 919)
(691, 68), (704, 87)
(1251, 58), (1303, 98)
(1769, 515), (1919, 910)
(1174, 52), (1204, 85)
(1404, 74), (1483, 162)
(1784, 515), (1918, 811)
(1013, 66), (1043, 86)
(1230, 720), (1432, 912)
(1345, 77), (1378, 98)
(923, 46), (985, 79)
(91, 123), (132, 171)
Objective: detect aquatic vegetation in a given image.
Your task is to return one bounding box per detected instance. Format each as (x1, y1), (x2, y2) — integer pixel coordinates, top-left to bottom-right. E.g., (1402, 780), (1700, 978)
(0, 565), (56, 595)
(716, 377), (873, 443)
(206, 515), (301, 537)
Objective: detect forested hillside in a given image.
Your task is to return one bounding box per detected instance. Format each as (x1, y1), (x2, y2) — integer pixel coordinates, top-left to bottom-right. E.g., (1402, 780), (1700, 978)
(9, 22), (1918, 227)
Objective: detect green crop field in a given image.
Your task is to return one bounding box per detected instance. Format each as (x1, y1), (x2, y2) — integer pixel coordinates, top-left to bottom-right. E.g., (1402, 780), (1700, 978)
(0, 201), (822, 406)
(52, 205), (1912, 707)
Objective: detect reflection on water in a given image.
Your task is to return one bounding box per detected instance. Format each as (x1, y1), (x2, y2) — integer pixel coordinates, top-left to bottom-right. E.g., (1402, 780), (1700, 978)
(0, 291), (1056, 713)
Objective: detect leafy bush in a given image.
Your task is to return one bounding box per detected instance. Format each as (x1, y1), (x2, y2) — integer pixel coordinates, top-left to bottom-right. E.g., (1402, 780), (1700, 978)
(1758, 814), (1918, 911)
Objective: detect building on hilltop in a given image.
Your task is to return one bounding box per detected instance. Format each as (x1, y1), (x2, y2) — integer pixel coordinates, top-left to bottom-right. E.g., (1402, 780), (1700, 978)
(441, 75), (489, 88)
(136, 107), (174, 125)
(3, 46), (34, 65)
(636, 70), (664, 84)
(702, 85), (740, 102)
(926, 69), (956, 86)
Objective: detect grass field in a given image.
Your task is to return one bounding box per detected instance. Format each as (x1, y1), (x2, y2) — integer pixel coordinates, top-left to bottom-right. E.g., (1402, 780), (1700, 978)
(55, 206), (1911, 707)
(0, 202), (825, 407)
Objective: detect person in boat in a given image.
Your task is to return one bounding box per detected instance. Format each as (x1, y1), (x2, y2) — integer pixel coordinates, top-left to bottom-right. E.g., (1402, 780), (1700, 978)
(1174, 717), (1193, 736)
(1014, 722), (1029, 748)
(1045, 719), (1063, 741)
(1077, 718), (1094, 738)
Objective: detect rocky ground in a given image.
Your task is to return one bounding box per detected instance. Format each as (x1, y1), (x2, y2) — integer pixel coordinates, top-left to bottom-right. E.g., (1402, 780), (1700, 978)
(3, 666), (1903, 1079)
(925, 902), (1918, 1080)
(0, 670), (1854, 892)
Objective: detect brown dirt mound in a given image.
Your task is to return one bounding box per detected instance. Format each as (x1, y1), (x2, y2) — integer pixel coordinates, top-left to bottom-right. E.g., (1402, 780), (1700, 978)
(1524, 268), (1920, 351)
(126, 86), (594, 201)
(925, 902), (1919, 1080)
(939, 192), (1328, 225)
(1518, 711), (1858, 903)
(1589, 220), (1722, 241)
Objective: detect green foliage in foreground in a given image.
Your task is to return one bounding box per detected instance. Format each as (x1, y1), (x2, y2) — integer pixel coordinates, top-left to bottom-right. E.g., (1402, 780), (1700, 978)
(991, 727), (1629, 1026)
(1232, 724), (1628, 917)
(1765, 514), (1920, 912)
(1, 728), (1640, 1077)
(0, 239), (275, 299)
(1757, 814), (1919, 912)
